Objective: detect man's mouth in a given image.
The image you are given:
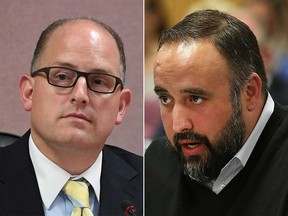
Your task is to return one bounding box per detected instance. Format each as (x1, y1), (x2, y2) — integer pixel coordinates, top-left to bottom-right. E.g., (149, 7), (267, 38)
(63, 112), (91, 122)
(178, 140), (204, 156)
(186, 143), (200, 148)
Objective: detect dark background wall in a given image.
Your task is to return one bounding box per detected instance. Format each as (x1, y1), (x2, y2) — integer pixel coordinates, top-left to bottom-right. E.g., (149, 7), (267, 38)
(0, 0), (143, 155)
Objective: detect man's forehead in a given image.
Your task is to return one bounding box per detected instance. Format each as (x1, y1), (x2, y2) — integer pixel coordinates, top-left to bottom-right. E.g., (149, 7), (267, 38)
(154, 40), (229, 74)
(44, 20), (118, 56)
(157, 40), (218, 57)
(158, 40), (198, 51)
(153, 40), (232, 97)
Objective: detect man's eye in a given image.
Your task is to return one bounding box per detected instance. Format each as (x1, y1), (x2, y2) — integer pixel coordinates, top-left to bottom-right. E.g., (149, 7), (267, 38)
(190, 96), (204, 104)
(159, 95), (171, 105)
(92, 79), (105, 86)
(56, 73), (69, 80)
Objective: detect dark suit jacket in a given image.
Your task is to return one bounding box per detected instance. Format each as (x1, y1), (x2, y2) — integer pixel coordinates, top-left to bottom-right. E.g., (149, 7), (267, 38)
(0, 130), (143, 216)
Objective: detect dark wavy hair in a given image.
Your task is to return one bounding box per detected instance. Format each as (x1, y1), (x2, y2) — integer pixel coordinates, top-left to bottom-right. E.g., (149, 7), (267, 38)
(158, 9), (268, 100)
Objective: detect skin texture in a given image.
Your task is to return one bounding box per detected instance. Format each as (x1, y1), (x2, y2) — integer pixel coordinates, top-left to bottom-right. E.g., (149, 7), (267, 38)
(19, 20), (131, 175)
(153, 40), (264, 179)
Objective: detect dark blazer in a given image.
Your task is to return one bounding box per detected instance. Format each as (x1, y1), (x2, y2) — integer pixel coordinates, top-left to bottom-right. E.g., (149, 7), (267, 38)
(0, 130), (143, 216)
(145, 103), (288, 216)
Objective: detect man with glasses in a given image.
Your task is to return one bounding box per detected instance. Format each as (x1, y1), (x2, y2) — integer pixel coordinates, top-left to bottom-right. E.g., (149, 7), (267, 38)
(0, 18), (142, 215)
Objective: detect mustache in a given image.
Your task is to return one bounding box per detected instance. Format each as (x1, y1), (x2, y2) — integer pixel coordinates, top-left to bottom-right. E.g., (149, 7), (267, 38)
(173, 131), (214, 153)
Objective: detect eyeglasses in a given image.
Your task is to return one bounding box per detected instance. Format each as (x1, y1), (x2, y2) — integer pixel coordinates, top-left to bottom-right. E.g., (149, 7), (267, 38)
(31, 66), (123, 94)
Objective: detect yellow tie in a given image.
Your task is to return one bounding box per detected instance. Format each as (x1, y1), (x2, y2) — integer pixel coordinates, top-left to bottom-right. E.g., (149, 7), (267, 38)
(63, 180), (94, 216)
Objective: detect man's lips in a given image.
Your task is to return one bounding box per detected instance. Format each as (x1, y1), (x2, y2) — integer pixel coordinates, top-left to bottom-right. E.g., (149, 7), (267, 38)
(178, 139), (201, 146)
(177, 139), (204, 156)
(63, 113), (91, 122)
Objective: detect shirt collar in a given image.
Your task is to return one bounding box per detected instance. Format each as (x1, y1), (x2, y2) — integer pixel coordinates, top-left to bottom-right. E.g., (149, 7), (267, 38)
(29, 136), (102, 209)
(235, 93), (274, 166)
(211, 94), (274, 194)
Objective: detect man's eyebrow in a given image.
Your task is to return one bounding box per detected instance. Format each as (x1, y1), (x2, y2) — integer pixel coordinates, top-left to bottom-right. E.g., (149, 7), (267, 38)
(52, 61), (77, 69)
(154, 86), (168, 95)
(154, 86), (211, 97)
(181, 88), (211, 97)
(51, 61), (111, 73)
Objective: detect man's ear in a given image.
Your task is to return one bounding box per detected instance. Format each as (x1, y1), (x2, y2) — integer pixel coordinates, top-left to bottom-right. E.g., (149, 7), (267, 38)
(244, 72), (262, 112)
(115, 89), (132, 125)
(19, 74), (34, 112)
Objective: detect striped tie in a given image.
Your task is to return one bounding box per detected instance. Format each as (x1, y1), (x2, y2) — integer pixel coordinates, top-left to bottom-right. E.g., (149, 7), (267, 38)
(63, 180), (94, 216)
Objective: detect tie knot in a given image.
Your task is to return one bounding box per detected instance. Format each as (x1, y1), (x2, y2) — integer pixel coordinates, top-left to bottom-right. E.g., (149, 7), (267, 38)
(63, 179), (91, 208)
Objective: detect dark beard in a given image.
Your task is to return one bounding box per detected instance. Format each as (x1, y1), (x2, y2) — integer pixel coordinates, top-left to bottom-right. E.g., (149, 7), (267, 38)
(172, 105), (246, 184)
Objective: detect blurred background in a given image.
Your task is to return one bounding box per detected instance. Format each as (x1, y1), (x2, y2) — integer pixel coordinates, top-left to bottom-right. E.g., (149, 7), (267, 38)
(0, 0), (143, 156)
(145, 0), (288, 146)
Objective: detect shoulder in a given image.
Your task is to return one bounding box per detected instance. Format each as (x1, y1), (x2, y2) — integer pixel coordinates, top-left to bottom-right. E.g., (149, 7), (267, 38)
(0, 131), (30, 167)
(103, 145), (143, 173)
(104, 144), (142, 157)
(146, 136), (168, 149)
(267, 103), (288, 143)
(145, 136), (176, 162)
(103, 145), (142, 162)
(145, 137), (183, 215)
(145, 136), (180, 175)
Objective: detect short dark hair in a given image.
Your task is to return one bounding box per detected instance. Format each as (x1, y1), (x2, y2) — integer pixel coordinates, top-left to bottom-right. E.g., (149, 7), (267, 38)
(31, 17), (127, 83)
(158, 9), (268, 97)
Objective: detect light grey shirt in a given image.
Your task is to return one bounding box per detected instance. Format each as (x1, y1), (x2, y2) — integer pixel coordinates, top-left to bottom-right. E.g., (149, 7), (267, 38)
(211, 94), (274, 194)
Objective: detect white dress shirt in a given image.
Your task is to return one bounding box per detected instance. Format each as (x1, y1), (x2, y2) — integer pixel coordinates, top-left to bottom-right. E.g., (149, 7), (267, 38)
(29, 136), (102, 215)
(211, 94), (274, 194)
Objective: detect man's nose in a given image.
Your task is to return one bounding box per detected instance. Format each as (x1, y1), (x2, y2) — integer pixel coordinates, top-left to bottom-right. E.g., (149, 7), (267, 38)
(172, 104), (193, 133)
(70, 76), (90, 105)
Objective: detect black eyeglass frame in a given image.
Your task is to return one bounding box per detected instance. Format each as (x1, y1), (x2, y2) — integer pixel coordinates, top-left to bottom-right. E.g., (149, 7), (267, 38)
(31, 66), (124, 94)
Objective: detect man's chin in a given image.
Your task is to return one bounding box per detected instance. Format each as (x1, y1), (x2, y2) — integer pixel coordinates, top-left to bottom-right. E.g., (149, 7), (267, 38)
(182, 154), (216, 183)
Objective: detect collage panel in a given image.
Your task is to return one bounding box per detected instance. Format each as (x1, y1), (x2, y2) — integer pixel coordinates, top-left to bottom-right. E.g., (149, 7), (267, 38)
(145, 0), (288, 215)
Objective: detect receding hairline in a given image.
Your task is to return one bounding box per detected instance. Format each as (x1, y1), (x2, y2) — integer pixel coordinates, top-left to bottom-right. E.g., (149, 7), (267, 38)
(31, 17), (127, 83)
(33, 18), (118, 64)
